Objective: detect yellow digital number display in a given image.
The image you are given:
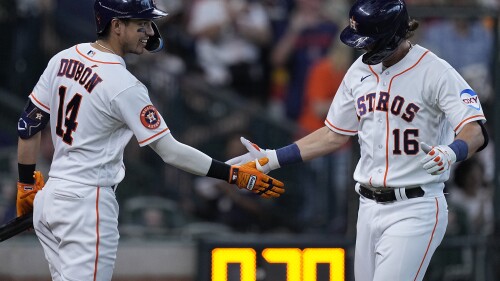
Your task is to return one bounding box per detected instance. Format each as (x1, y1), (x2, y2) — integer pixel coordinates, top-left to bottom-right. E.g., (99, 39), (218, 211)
(211, 247), (345, 281)
(303, 248), (345, 281)
(262, 248), (302, 281)
(212, 248), (256, 281)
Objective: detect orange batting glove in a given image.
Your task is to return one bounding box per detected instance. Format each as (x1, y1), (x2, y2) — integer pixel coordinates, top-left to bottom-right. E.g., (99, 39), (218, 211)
(17, 171), (45, 217)
(229, 158), (285, 198)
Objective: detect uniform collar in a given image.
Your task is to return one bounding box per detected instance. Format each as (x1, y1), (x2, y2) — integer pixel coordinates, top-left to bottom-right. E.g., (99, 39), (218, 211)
(75, 43), (126, 67)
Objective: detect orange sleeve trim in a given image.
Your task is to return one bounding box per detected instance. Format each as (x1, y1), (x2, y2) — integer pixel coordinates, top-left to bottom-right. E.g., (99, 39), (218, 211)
(29, 93), (50, 111)
(138, 128), (170, 145)
(325, 119), (357, 134)
(454, 115), (485, 132)
(76, 45), (121, 65)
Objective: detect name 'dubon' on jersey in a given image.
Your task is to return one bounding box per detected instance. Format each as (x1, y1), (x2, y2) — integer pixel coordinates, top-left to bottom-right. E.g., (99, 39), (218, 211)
(357, 91), (420, 122)
(57, 59), (103, 94)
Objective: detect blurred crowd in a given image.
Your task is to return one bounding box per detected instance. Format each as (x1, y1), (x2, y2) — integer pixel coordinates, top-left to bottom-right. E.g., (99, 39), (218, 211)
(0, 0), (497, 248)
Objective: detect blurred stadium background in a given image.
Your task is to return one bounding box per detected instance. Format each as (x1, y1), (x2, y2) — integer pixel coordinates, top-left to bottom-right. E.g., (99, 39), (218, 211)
(0, 0), (499, 280)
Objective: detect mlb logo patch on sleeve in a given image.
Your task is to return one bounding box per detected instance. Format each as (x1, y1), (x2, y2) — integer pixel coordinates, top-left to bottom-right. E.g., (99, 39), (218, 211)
(460, 89), (481, 110)
(140, 105), (161, 129)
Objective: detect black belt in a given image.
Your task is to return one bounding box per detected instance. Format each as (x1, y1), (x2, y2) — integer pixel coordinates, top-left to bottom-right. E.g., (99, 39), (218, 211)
(359, 185), (424, 203)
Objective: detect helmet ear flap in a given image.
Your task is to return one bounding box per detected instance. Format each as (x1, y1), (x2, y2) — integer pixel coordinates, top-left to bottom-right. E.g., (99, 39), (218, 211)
(145, 21), (164, 52)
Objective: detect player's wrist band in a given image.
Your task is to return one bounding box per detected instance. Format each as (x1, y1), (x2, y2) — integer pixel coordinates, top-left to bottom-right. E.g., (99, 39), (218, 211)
(18, 163), (36, 184)
(206, 159), (232, 182)
(448, 139), (468, 162)
(276, 143), (303, 167)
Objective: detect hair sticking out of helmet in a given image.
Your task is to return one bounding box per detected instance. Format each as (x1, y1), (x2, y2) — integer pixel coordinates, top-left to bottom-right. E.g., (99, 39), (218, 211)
(340, 0), (409, 65)
(94, 0), (168, 52)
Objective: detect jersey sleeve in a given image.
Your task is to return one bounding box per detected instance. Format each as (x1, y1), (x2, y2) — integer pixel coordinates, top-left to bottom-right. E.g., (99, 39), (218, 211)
(324, 80), (359, 135)
(436, 68), (486, 134)
(111, 84), (170, 146)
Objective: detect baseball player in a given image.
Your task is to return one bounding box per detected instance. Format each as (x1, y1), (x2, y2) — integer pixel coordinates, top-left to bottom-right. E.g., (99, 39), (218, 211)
(15, 0), (284, 280)
(227, 0), (489, 280)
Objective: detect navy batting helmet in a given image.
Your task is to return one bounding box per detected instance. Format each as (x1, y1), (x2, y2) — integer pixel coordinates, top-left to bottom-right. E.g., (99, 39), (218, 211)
(340, 0), (409, 65)
(94, 0), (168, 52)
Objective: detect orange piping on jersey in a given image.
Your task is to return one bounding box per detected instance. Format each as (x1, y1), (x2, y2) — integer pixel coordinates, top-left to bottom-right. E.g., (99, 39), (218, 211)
(368, 66), (380, 83)
(413, 197), (439, 281)
(138, 128), (170, 145)
(29, 93), (50, 111)
(93, 187), (101, 281)
(383, 51), (430, 187)
(387, 51), (429, 91)
(383, 110), (390, 187)
(325, 119), (357, 134)
(454, 114), (485, 132)
(76, 45), (122, 65)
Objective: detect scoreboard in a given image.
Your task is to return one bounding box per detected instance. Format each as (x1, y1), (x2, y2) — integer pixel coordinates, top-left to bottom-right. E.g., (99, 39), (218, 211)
(196, 235), (355, 281)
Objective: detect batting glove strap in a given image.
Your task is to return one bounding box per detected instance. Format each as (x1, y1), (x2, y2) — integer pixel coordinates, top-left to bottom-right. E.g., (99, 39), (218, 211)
(420, 144), (457, 175)
(266, 149), (281, 170)
(255, 149), (280, 174)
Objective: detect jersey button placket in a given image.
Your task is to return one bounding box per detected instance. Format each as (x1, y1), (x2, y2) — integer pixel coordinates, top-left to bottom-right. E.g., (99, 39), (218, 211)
(370, 81), (388, 186)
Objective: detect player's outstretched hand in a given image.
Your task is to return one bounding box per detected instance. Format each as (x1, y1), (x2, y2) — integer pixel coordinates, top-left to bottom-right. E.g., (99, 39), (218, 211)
(17, 171), (45, 216)
(420, 142), (457, 175)
(225, 137), (280, 174)
(229, 158), (285, 198)
(226, 137), (266, 165)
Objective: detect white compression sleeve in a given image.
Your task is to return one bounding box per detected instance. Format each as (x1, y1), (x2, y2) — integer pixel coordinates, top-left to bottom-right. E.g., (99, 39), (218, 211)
(149, 134), (212, 176)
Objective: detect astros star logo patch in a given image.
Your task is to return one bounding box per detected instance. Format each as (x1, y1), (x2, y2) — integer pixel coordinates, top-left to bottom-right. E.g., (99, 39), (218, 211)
(140, 105), (161, 129)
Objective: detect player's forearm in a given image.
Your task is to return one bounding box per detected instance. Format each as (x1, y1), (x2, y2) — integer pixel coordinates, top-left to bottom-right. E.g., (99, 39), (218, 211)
(149, 134), (213, 176)
(295, 126), (350, 161)
(17, 133), (41, 184)
(18, 133), (41, 165)
(454, 121), (485, 160)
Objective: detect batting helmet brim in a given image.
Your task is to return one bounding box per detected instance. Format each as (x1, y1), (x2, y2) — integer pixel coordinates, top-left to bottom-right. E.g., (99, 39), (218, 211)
(340, 26), (377, 49)
(114, 7), (168, 20)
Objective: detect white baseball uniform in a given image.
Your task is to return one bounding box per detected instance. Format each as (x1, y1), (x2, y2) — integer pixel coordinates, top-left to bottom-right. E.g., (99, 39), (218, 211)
(325, 44), (486, 281)
(31, 43), (170, 280)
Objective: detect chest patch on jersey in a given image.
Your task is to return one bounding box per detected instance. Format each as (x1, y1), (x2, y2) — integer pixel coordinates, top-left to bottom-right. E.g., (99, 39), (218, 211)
(140, 105), (161, 129)
(460, 89), (481, 110)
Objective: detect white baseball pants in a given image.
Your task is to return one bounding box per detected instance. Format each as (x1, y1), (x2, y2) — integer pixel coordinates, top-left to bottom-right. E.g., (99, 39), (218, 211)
(33, 178), (119, 281)
(355, 195), (448, 281)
